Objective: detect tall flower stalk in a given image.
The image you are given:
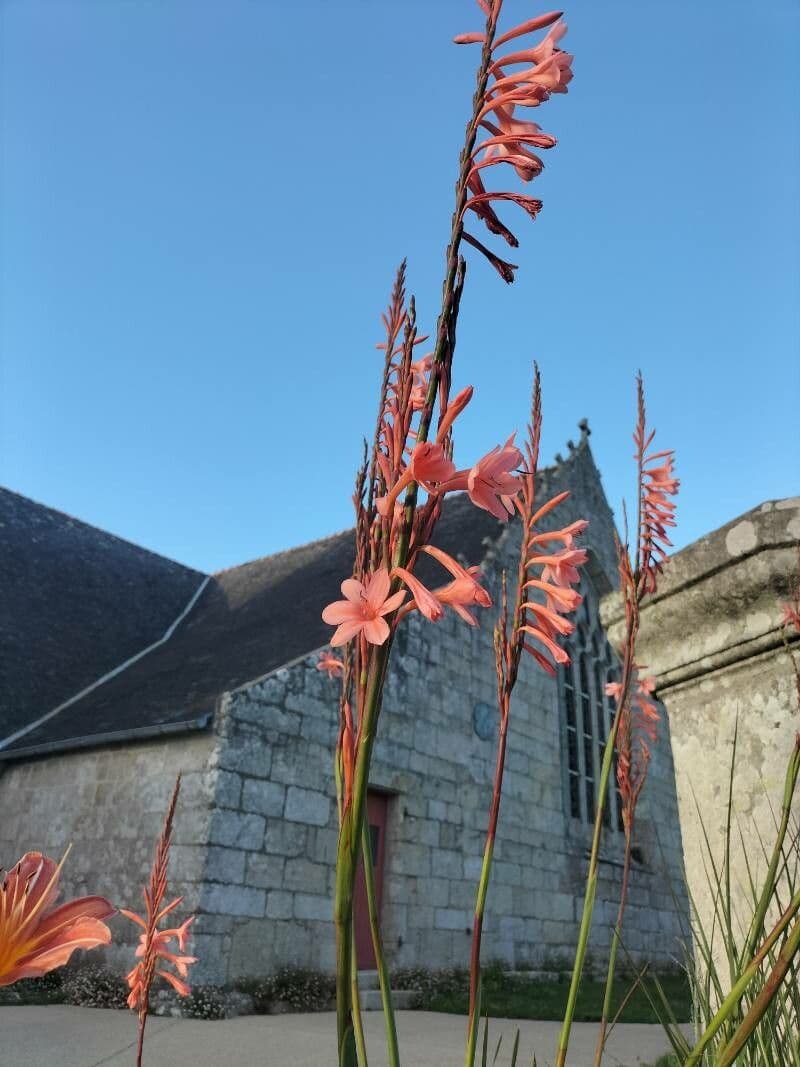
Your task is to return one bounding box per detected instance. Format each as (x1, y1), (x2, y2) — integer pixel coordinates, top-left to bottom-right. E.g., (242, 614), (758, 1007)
(324, 5), (575, 1065)
(121, 775), (196, 1067)
(593, 673), (659, 1066)
(465, 366), (587, 1067)
(555, 376), (678, 1067)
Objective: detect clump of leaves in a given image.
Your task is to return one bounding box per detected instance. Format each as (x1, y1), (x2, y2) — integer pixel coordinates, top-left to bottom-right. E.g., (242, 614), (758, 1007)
(0, 970), (65, 1006)
(61, 965), (129, 1009)
(235, 967), (335, 1013)
(181, 984), (228, 1020)
(392, 966), (469, 1006)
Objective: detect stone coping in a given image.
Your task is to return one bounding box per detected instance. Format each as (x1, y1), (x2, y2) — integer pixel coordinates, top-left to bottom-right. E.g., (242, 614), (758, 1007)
(601, 498), (800, 691)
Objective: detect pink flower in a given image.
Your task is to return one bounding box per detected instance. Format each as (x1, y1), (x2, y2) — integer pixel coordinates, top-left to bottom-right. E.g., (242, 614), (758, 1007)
(316, 651), (344, 679)
(436, 576), (488, 626)
(410, 354), (433, 411)
(518, 494), (588, 674)
(782, 602), (800, 632)
(424, 545), (493, 625)
(456, 435), (524, 520)
(534, 547), (588, 588)
(393, 567), (445, 622)
(376, 441), (457, 517)
(122, 904), (197, 1003)
(393, 546), (492, 627)
(322, 568), (407, 646)
(0, 853), (114, 987)
(528, 518), (588, 550)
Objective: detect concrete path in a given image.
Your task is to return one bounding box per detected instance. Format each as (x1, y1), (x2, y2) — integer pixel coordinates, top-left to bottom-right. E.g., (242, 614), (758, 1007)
(0, 1006), (689, 1067)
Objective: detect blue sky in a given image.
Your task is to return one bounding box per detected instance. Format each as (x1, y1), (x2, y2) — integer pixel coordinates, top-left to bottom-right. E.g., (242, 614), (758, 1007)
(2, 0), (798, 574)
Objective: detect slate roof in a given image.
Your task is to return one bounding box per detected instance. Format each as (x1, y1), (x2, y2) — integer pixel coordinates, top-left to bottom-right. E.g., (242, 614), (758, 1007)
(0, 489), (205, 744)
(1, 430), (616, 759)
(0, 489), (507, 757)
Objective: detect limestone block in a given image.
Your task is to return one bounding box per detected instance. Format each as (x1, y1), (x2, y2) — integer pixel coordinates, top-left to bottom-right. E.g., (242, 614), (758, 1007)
(205, 846), (246, 884)
(208, 810), (266, 851)
(285, 785), (331, 827)
(432, 849), (462, 879)
(215, 770), (243, 809)
(201, 883), (266, 918)
(266, 890), (294, 920)
(242, 778), (286, 817)
(245, 852), (285, 890)
(435, 907), (470, 932)
(264, 820), (307, 857)
(293, 893), (333, 922)
(283, 857), (328, 894)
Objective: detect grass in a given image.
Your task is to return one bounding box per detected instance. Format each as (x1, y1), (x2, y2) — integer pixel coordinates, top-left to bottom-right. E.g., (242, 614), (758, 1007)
(426, 967), (693, 1024)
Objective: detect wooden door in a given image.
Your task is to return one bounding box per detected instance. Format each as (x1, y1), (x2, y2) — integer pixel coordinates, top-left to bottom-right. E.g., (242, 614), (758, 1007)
(354, 791), (388, 969)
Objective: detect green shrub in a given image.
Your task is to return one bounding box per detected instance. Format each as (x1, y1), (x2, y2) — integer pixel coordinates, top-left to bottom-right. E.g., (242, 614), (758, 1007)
(392, 966), (469, 1006)
(235, 967), (335, 1013)
(0, 971), (65, 1006)
(181, 985), (229, 1020)
(61, 966), (128, 1010)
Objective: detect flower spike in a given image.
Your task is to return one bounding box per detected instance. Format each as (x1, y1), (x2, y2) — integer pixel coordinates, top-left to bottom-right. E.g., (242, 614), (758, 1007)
(122, 775), (196, 1066)
(454, 5), (572, 280)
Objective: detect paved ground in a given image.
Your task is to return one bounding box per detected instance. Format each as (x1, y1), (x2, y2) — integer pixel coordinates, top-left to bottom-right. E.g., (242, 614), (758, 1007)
(0, 1006), (689, 1066)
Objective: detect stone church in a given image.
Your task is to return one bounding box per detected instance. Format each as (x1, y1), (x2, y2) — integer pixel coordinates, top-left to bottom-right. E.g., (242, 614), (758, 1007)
(0, 427), (690, 985)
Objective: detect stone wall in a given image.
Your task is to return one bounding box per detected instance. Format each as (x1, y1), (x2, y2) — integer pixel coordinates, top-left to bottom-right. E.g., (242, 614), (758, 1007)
(192, 447), (688, 982)
(602, 497), (800, 976)
(0, 731), (218, 975)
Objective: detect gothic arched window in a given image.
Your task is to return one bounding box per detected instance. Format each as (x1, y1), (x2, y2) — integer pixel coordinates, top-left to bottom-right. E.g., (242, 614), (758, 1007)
(558, 579), (621, 829)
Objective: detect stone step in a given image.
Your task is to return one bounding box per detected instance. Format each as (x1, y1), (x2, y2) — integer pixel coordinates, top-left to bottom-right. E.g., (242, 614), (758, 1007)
(358, 970), (380, 990)
(358, 987), (419, 1012)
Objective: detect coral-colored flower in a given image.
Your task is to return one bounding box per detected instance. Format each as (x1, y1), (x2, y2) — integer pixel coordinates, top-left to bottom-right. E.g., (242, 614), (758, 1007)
(121, 776), (196, 1030)
(455, 8), (572, 280)
(422, 544), (492, 623)
(633, 379), (679, 596)
(607, 675), (660, 830)
(441, 436), (524, 520)
(322, 568), (407, 646)
(528, 517), (588, 550)
(533, 546), (588, 588)
(468, 435), (523, 519)
(0, 852), (114, 987)
(121, 904), (197, 1003)
(376, 441), (457, 516)
(409, 354), (433, 411)
(395, 546), (493, 627)
(437, 575), (490, 626)
(783, 603), (800, 632)
(393, 567), (445, 622)
(316, 651), (344, 678)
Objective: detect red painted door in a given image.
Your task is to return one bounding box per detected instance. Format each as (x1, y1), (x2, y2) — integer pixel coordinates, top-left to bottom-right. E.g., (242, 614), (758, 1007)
(354, 791), (388, 969)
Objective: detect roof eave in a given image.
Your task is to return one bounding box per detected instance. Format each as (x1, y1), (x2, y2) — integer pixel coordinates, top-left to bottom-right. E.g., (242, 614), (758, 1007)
(0, 712), (214, 762)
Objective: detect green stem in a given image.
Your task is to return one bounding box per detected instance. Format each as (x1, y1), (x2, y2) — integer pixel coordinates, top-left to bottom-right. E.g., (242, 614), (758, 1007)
(350, 918), (369, 1067)
(683, 884), (800, 1067)
(333, 10), (502, 1065)
(361, 818), (400, 1067)
(593, 829), (634, 1067)
(465, 712), (509, 1067)
(555, 646), (635, 1067)
(715, 915), (800, 1067)
(335, 646), (391, 1067)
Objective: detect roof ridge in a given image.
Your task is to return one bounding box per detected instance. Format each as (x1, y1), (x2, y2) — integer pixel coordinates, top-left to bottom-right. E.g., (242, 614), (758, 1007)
(0, 485), (205, 577)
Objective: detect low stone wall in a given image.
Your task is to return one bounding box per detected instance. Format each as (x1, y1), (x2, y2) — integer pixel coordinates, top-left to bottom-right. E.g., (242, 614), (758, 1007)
(603, 497), (800, 977)
(0, 731), (218, 977)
